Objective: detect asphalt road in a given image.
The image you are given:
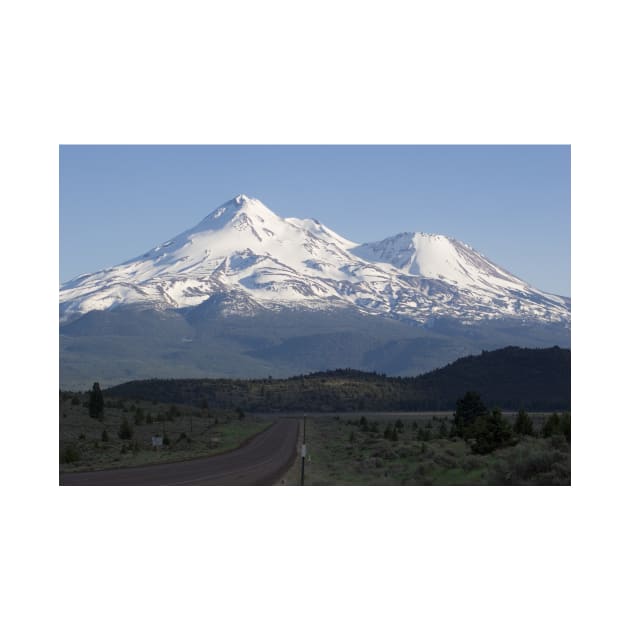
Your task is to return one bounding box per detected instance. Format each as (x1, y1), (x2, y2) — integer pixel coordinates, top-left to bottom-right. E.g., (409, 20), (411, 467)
(59, 420), (299, 486)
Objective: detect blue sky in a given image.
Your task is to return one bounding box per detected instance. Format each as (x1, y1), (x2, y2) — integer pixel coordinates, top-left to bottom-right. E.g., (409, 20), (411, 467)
(59, 145), (570, 296)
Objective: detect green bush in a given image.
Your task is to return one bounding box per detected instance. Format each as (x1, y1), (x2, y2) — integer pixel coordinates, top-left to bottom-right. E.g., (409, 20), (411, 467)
(490, 440), (570, 485)
(470, 409), (514, 454)
(118, 418), (133, 440)
(560, 412), (571, 443)
(542, 412), (570, 440)
(60, 444), (80, 464)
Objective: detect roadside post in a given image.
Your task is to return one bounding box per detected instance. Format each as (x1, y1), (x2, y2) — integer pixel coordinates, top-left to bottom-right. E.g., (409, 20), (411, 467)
(300, 414), (306, 486)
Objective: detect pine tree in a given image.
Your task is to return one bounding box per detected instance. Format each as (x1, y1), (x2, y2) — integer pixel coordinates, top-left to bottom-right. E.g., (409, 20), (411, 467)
(470, 409), (514, 454)
(88, 382), (104, 419)
(134, 408), (145, 425)
(118, 418), (133, 440)
(514, 409), (534, 436)
(453, 391), (487, 438)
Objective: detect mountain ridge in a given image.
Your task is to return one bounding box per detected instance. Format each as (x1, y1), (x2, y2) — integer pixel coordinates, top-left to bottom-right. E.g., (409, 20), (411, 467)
(60, 194), (570, 326)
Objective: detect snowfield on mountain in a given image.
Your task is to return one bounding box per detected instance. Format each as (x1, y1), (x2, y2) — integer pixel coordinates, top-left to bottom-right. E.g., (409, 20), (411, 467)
(60, 194), (570, 327)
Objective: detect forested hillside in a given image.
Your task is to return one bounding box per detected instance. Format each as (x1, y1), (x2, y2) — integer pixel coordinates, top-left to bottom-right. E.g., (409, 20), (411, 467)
(104, 346), (570, 412)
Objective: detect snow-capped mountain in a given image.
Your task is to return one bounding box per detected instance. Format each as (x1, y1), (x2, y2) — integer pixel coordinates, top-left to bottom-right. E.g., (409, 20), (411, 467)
(60, 194), (570, 326)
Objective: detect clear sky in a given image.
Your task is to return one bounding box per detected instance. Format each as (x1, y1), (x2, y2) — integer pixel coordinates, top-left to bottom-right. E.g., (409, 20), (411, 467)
(59, 145), (570, 296)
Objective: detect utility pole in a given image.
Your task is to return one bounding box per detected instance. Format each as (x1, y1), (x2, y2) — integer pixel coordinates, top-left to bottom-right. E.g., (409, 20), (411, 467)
(300, 414), (306, 486)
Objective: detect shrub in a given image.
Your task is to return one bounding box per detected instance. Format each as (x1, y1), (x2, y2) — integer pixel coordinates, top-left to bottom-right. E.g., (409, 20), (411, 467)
(118, 418), (133, 440)
(542, 412), (564, 438)
(551, 433), (569, 451)
(560, 412), (571, 443)
(101, 429), (109, 442)
(60, 444), (80, 464)
(462, 455), (484, 471)
(470, 409), (514, 454)
(490, 441), (570, 485)
(71, 396), (80, 406)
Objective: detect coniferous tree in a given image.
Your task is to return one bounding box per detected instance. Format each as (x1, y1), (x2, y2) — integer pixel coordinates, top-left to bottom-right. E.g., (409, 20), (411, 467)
(134, 408), (145, 425)
(453, 391), (487, 438)
(88, 382), (104, 419)
(470, 408), (514, 454)
(514, 409), (534, 436)
(118, 418), (133, 440)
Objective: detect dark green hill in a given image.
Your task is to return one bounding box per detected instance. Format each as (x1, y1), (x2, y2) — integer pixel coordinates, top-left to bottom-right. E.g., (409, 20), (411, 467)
(105, 346), (570, 412)
(415, 346), (570, 410)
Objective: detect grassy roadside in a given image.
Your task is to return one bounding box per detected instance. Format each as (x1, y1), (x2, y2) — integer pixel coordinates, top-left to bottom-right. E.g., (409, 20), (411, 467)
(59, 393), (272, 473)
(278, 412), (570, 485)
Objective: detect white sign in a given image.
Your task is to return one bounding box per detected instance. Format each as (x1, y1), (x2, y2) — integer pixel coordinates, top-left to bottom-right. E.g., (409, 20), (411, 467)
(152, 436), (163, 447)
(301, 444), (307, 457)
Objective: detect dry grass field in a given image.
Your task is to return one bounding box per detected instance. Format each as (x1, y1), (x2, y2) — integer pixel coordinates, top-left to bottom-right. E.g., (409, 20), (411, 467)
(59, 392), (272, 473)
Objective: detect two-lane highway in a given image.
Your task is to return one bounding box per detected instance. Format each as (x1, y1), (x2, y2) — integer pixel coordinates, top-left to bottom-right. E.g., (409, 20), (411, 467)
(60, 420), (299, 486)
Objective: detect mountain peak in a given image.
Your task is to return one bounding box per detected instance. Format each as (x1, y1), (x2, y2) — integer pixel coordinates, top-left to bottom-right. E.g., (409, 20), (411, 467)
(201, 194), (272, 225)
(232, 193), (253, 206)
